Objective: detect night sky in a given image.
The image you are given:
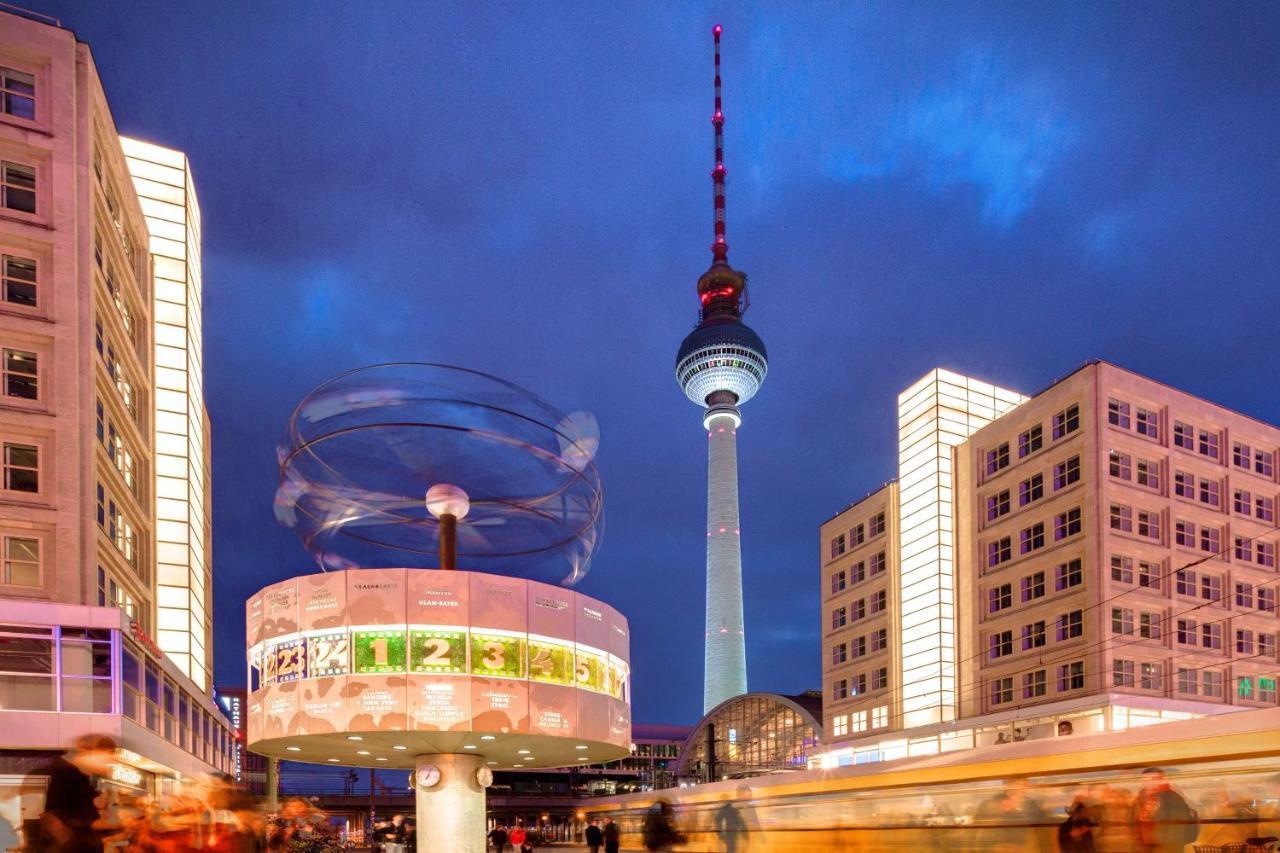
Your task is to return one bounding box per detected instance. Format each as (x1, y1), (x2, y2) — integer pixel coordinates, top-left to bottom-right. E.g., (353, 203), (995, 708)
(26, 1), (1280, 726)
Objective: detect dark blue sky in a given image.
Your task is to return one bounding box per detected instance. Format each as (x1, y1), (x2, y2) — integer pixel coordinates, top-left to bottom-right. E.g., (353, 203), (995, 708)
(32, 1), (1280, 725)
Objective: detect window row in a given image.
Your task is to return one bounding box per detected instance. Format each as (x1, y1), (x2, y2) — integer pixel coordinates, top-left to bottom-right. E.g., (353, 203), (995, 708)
(830, 511), (887, 559)
(829, 705), (890, 737)
(95, 481), (140, 573)
(95, 398), (140, 499)
(94, 233), (139, 344)
(985, 457), (1081, 523)
(95, 317), (139, 422)
(990, 660), (1084, 705)
(1109, 398), (1279, 481)
(830, 628), (889, 667)
(985, 609), (1083, 662)
(830, 590), (889, 629)
(985, 405), (1079, 477)
(987, 558), (1083, 615)
(986, 507), (1083, 568)
(831, 666), (889, 701)
(1172, 569), (1278, 612)
(829, 551), (887, 594)
(1107, 399), (1161, 440)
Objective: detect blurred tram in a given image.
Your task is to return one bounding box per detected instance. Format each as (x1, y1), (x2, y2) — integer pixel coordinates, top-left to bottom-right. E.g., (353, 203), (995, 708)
(585, 706), (1280, 851)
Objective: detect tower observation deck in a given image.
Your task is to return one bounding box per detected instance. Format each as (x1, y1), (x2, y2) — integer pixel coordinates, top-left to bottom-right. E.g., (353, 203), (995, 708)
(675, 24), (768, 715)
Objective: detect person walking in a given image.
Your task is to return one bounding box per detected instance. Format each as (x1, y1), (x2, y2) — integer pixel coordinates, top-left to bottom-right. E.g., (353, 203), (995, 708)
(1058, 801), (1096, 852)
(28, 734), (118, 853)
(487, 825), (509, 852)
(585, 820), (603, 853)
(1131, 767), (1198, 853)
(509, 824), (530, 853)
(642, 801), (685, 852)
(602, 818), (620, 853)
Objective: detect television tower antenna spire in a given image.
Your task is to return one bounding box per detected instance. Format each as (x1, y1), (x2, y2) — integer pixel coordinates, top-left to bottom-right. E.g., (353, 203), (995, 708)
(711, 23), (729, 265)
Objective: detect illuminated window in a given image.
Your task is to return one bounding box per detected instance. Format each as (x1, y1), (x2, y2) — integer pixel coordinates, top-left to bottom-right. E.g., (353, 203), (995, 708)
(1111, 608), (1133, 635)
(1018, 425), (1042, 458)
(1019, 473), (1044, 507)
(852, 673), (866, 695)
(991, 677), (1013, 705)
(1055, 558), (1083, 590)
(1054, 508), (1082, 540)
(851, 710), (868, 733)
(871, 706), (888, 729)
(989, 630), (1013, 659)
(1173, 421), (1195, 450)
(1020, 570), (1045, 602)
(1236, 582), (1253, 608)
(1021, 620), (1046, 650)
(3, 442), (37, 492)
(831, 714), (849, 737)
(1, 255), (36, 308)
(986, 443), (1010, 475)
(1112, 659), (1134, 687)
(986, 489), (1011, 521)
(1140, 663), (1161, 691)
(1234, 442), (1252, 469)
(1056, 661), (1084, 692)
(1109, 450), (1131, 481)
(1256, 450), (1275, 478)
(1023, 669), (1046, 698)
(0, 161), (35, 214)
(1136, 458), (1160, 489)
(3, 348), (37, 399)
(1108, 399), (1130, 429)
(1239, 676), (1255, 701)
(868, 512), (885, 537)
(1201, 623), (1222, 650)
(1053, 456), (1080, 490)
(1198, 429), (1220, 460)
(1136, 408), (1159, 438)
(1, 535), (38, 585)
(1020, 522), (1044, 555)
(1261, 678), (1277, 703)
(1109, 503), (1132, 532)
(1052, 405), (1079, 440)
(0, 68), (35, 120)
(1111, 555), (1133, 584)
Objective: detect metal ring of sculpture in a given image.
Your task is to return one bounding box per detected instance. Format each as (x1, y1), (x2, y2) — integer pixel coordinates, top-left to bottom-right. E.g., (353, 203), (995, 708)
(274, 363), (602, 584)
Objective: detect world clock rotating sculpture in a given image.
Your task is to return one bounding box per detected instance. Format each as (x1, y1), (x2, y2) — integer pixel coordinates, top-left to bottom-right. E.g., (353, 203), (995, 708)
(245, 364), (629, 853)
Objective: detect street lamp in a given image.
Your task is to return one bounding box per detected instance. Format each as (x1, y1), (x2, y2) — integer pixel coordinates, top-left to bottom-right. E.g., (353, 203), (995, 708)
(425, 483), (470, 570)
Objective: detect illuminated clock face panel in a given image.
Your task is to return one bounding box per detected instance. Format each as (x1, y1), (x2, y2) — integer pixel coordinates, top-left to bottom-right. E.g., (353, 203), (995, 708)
(476, 767), (494, 787)
(415, 764), (441, 789)
(247, 569), (632, 759)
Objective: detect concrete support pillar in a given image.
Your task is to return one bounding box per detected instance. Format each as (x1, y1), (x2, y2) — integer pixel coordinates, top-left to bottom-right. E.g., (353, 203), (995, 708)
(703, 406), (747, 714)
(266, 757), (279, 812)
(414, 753), (486, 853)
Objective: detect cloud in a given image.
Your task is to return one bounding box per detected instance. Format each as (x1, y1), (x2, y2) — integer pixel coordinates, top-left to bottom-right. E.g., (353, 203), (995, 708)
(831, 51), (1074, 227)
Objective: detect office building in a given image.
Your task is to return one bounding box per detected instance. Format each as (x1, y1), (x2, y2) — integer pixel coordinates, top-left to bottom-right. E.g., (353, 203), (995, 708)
(0, 6), (230, 814)
(819, 361), (1279, 768)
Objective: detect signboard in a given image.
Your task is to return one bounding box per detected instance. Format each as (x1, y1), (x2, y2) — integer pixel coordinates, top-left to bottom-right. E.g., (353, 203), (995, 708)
(410, 629), (468, 674)
(306, 632), (350, 677)
(353, 629), (406, 674)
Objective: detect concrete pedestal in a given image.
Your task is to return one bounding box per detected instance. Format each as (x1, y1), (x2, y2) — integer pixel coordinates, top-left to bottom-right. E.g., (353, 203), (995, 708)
(414, 753), (486, 853)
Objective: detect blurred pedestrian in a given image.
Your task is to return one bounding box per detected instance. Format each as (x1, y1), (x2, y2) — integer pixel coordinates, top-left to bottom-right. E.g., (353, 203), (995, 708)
(487, 825), (509, 852)
(1131, 768), (1198, 853)
(642, 800), (685, 852)
(1058, 801), (1095, 852)
(509, 824), (530, 853)
(28, 734), (118, 853)
(603, 818), (620, 853)
(585, 819), (603, 853)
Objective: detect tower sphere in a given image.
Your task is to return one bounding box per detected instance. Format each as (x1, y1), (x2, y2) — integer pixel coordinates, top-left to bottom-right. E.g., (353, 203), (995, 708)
(676, 316), (769, 408)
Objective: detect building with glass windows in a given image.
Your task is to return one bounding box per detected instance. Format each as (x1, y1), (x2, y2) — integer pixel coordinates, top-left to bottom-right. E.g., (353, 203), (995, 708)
(817, 361), (1280, 769)
(0, 5), (229, 824)
(676, 692), (822, 784)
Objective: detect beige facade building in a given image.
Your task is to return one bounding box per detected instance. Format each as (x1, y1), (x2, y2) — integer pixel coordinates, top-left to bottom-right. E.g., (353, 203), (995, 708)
(0, 7), (229, 819)
(818, 361), (1280, 769)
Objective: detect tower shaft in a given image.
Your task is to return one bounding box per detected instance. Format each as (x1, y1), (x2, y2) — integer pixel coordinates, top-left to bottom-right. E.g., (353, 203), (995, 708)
(703, 407), (747, 713)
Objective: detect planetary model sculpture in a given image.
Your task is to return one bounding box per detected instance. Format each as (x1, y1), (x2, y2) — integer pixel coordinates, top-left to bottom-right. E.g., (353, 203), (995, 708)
(246, 364), (629, 853)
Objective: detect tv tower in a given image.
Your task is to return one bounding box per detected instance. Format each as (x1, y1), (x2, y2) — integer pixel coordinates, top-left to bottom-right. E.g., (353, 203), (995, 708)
(676, 24), (769, 715)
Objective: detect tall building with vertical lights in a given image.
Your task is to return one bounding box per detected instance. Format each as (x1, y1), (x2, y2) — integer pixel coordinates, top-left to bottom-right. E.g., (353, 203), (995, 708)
(676, 25), (768, 714)
(0, 7), (232, 810)
(121, 138), (213, 692)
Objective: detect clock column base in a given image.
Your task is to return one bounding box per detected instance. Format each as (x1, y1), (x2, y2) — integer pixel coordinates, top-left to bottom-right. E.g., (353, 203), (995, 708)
(413, 753), (487, 853)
